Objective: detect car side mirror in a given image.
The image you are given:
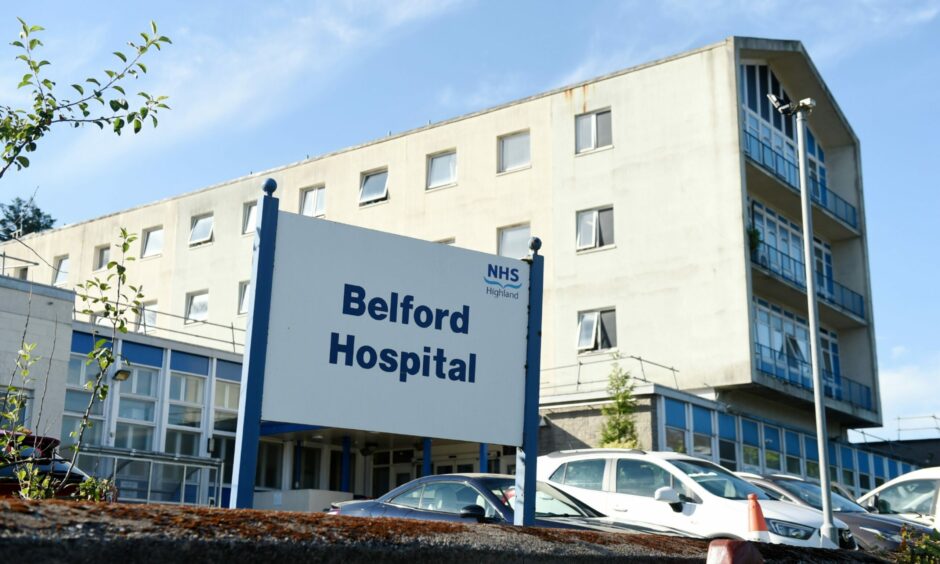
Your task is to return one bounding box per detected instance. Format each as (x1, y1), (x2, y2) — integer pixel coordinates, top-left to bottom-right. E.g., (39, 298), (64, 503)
(654, 486), (681, 504)
(864, 495), (879, 513)
(459, 504), (487, 523)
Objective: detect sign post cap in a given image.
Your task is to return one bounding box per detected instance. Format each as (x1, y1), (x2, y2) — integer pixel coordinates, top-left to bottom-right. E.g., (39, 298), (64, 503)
(262, 178), (278, 196)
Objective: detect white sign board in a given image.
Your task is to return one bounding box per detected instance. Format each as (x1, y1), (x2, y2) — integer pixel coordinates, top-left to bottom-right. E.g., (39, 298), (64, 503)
(260, 213), (530, 446)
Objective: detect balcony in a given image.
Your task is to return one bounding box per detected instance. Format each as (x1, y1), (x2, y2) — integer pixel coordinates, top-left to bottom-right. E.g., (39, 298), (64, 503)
(754, 342), (873, 411)
(743, 129), (858, 230)
(751, 242), (866, 322)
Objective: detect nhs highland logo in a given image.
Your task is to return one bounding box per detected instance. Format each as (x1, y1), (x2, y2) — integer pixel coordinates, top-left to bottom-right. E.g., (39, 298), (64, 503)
(484, 263), (522, 300)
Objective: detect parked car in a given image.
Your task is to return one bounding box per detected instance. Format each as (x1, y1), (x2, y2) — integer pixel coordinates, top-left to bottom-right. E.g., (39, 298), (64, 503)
(857, 467), (940, 530)
(328, 472), (691, 535)
(0, 433), (89, 498)
(537, 449), (856, 549)
(737, 472), (933, 552)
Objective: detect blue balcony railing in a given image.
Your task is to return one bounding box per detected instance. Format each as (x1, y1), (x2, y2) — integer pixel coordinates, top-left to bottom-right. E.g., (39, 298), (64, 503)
(753, 342), (873, 410)
(751, 242), (866, 321)
(743, 130), (858, 229)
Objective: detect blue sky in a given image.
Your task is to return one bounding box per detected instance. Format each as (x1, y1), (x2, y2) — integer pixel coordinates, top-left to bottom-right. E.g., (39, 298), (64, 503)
(2, 1), (938, 442)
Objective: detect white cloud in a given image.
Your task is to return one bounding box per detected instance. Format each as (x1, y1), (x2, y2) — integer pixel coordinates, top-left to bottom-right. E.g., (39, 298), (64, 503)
(850, 354), (940, 442)
(21, 0), (465, 192)
(436, 73), (529, 113)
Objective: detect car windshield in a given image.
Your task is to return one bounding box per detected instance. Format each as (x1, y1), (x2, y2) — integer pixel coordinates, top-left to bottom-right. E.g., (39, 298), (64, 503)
(670, 459), (768, 500)
(481, 478), (597, 518)
(773, 478), (866, 513)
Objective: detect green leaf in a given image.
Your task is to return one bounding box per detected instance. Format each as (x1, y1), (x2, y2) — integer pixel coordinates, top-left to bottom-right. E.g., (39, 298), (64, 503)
(11, 40), (24, 48)
(71, 83), (84, 95)
(86, 77), (101, 86)
(29, 25), (45, 33)
(109, 99), (121, 112)
(133, 119), (142, 134)
(158, 36), (172, 44)
(16, 156), (29, 168)
(113, 117), (124, 134)
(104, 69), (116, 79)
(150, 115), (158, 127)
(136, 62), (147, 74)
(113, 51), (127, 63)
(151, 21), (158, 35)
(28, 38), (42, 50)
(113, 85), (125, 95)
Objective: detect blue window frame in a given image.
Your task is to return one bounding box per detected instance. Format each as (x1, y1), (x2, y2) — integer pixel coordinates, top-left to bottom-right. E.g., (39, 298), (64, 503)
(874, 455), (886, 478)
(888, 460), (899, 479)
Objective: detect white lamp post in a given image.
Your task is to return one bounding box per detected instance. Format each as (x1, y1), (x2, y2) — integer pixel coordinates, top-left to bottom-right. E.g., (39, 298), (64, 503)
(768, 93), (837, 544)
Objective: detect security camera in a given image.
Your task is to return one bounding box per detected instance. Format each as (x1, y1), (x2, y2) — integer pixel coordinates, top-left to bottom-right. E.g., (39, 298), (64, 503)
(767, 93), (792, 115)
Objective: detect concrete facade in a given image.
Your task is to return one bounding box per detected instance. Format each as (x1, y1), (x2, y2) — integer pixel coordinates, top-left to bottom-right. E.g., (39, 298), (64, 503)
(0, 37), (884, 499)
(0, 276), (73, 439)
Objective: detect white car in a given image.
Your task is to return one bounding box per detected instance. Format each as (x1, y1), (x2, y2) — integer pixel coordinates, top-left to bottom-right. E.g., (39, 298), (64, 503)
(537, 449), (856, 549)
(857, 466), (940, 530)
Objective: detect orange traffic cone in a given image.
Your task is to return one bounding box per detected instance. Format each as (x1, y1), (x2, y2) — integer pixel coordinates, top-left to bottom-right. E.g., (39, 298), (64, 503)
(747, 493), (771, 543)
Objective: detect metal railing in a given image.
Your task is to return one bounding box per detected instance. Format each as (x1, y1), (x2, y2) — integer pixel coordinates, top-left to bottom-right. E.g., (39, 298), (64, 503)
(743, 130), (858, 229)
(751, 242), (866, 320)
(753, 342), (872, 410)
(75, 445), (223, 507)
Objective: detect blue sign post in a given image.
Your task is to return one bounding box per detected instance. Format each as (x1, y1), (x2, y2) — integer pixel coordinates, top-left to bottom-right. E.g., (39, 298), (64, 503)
(230, 179), (279, 509)
(514, 237), (544, 526)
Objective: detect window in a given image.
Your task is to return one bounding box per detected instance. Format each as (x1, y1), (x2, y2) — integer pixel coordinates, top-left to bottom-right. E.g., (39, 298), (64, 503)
(785, 430), (802, 475)
(237, 281), (250, 315)
(558, 459), (606, 490)
(718, 413), (737, 470)
(576, 207), (614, 250)
(664, 399), (687, 454)
(168, 371), (205, 429)
(692, 406), (713, 458)
(857, 451), (872, 491)
(427, 151), (457, 189)
(186, 291), (209, 323)
(359, 169), (389, 205)
(497, 224), (530, 259)
(165, 429), (201, 456)
(295, 446), (321, 489)
(874, 479), (940, 515)
(255, 441), (283, 489)
(61, 355), (105, 447)
(214, 380), (240, 432)
(136, 301), (158, 334)
(575, 109), (612, 153)
(391, 485), (424, 508)
(764, 426), (782, 472)
(142, 226), (163, 257)
(615, 459), (673, 497)
(741, 419), (761, 471)
(189, 214), (214, 246)
(52, 255), (69, 286)
(804, 435), (820, 479)
(0, 388), (30, 428)
(498, 130), (530, 173)
(94, 245), (110, 270)
(300, 186), (326, 217)
(841, 445), (856, 490)
(14, 267), (28, 280)
(577, 309), (617, 351)
(242, 202), (257, 234)
(115, 367), (158, 450)
(211, 435), (237, 484)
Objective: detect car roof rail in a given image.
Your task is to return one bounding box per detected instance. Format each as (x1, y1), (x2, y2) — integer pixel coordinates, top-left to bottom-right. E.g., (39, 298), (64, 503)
(545, 448), (647, 458)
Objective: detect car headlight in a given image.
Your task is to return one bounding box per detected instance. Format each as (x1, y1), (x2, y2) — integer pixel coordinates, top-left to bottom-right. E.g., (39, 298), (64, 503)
(766, 519), (816, 541)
